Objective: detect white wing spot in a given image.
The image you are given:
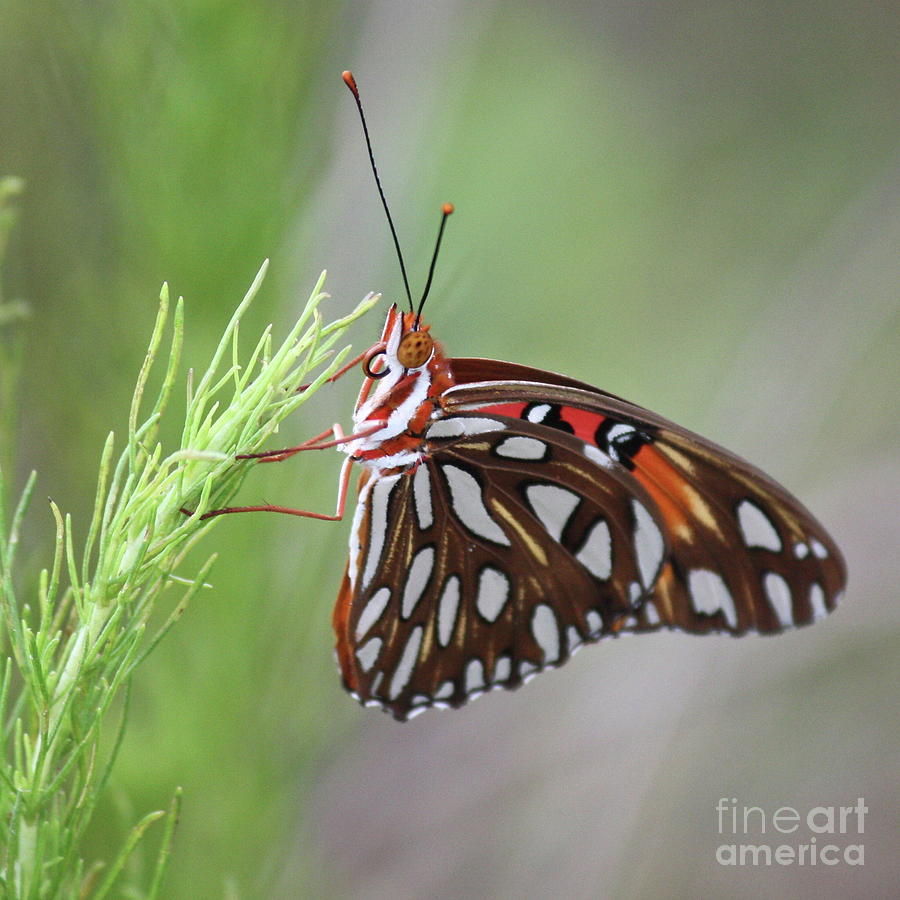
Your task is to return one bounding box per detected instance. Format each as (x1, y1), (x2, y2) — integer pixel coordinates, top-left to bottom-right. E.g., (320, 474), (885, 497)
(493, 656), (512, 683)
(576, 518), (612, 580)
(388, 625), (424, 700)
(362, 474), (401, 589)
(355, 586), (391, 640)
(402, 546), (434, 618)
(794, 542), (809, 559)
(519, 661), (539, 682)
(644, 600), (661, 626)
(427, 417), (506, 439)
(465, 659), (485, 693)
(809, 583), (828, 621)
(476, 566), (510, 622)
(355, 637), (382, 672)
(496, 436), (547, 460)
(810, 538), (828, 559)
(585, 609), (603, 636)
(689, 568), (738, 629)
(526, 404), (551, 423)
(606, 423), (636, 462)
(764, 572), (794, 627)
(737, 499), (782, 552)
(633, 500), (665, 588)
(413, 464), (433, 530)
(437, 575), (461, 647)
(406, 706), (429, 720)
(531, 604), (561, 664)
(410, 694), (430, 707)
(435, 680), (454, 700)
(566, 626), (583, 655)
(441, 464), (510, 545)
(584, 443), (613, 469)
(526, 484), (580, 542)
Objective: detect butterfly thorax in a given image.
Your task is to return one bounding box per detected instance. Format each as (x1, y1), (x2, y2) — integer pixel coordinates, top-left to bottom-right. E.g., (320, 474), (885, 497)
(344, 306), (455, 473)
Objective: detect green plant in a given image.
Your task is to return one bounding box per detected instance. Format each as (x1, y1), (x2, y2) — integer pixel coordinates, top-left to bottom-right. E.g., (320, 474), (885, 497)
(0, 236), (377, 897)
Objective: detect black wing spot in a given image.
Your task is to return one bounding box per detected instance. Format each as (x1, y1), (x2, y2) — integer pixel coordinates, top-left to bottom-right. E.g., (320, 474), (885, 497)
(522, 402), (574, 435)
(595, 418), (655, 470)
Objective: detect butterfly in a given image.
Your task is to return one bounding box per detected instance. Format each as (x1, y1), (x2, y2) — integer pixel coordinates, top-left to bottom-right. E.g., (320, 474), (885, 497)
(205, 72), (846, 721)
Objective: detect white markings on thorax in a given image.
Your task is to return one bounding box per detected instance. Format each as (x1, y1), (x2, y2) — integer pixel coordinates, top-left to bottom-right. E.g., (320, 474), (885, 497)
(688, 568), (738, 629)
(350, 362), (431, 453)
(476, 566), (510, 622)
(525, 484), (580, 542)
(440, 464), (510, 545)
(737, 499), (782, 552)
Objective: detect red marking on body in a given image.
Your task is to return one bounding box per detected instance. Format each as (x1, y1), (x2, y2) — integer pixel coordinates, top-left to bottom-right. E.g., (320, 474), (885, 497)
(361, 374), (418, 424)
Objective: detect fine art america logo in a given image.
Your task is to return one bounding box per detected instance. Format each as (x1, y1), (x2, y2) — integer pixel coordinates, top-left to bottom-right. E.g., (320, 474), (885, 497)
(715, 798), (867, 867)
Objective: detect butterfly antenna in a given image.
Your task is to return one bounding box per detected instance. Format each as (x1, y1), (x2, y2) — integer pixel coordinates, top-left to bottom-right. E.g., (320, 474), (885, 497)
(342, 70), (413, 312)
(416, 203), (454, 326)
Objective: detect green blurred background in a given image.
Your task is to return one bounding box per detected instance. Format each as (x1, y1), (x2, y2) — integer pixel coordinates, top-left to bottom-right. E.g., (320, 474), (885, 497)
(2, 1), (898, 897)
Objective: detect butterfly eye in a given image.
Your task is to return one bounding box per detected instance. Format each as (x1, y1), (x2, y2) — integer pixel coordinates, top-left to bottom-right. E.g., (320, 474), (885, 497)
(397, 331), (434, 368)
(363, 348), (390, 379)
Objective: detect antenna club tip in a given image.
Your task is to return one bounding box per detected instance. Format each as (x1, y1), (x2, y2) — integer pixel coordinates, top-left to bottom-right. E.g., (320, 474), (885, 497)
(442, 202), (455, 215)
(341, 70), (359, 96)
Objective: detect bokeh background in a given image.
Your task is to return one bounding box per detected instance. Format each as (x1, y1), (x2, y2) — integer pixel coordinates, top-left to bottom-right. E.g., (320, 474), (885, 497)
(2, 1), (898, 897)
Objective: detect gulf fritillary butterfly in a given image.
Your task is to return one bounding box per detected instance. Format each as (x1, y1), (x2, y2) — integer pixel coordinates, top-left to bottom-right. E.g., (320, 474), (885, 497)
(204, 72), (846, 721)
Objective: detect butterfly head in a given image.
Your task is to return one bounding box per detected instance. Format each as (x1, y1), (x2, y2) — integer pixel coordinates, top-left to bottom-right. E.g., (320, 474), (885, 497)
(348, 304), (455, 464)
(361, 304), (444, 385)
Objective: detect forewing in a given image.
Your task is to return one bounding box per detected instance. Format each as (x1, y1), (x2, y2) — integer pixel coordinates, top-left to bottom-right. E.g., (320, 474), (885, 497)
(444, 371), (846, 637)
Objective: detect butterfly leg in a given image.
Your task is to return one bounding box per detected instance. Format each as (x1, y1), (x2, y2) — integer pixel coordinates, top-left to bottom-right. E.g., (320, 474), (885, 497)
(179, 420), (386, 520)
(186, 455), (355, 522)
(237, 419), (385, 463)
